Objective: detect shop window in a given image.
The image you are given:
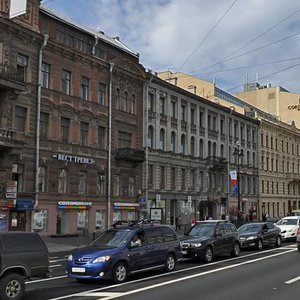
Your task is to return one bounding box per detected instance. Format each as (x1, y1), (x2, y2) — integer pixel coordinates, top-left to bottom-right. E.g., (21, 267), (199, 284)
(113, 211), (121, 223)
(77, 210), (87, 230)
(127, 211), (136, 221)
(95, 210), (105, 230)
(33, 210), (48, 233)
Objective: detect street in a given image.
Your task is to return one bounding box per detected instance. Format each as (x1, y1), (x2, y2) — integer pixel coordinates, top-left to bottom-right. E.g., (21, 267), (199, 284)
(24, 242), (300, 300)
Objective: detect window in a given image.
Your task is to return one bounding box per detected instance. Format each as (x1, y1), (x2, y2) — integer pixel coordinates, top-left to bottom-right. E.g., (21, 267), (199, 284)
(113, 175), (120, 196)
(79, 172), (87, 195)
(128, 176), (135, 197)
(80, 76), (89, 100)
(191, 108), (195, 125)
(171, 167), (176, 189)
(61, 117), (70, 143)
(62, 70), (71, 95)
(41, 62), (50, 88)
(58, 169), (67, 193)
(181, 104), (186, 121)
(123, 91), (128, 112)
(130, 94), (135, 114)
(160, 166), (165, 189)
(148, 93), (155, 112)
(148, 165), (153, 188)
(116, 88), (121, 110)
(171, 132), (176, 152)
(17, 54), (27, 81)
(145, 227), (164, 244)
(162, 227), (177, 241)
(171, 97), (177, 118)
(33, 210), (48, 233)
(15, 105), (27, 132)
(38, 167), (46, 193)
(190, 169), (195, 190)
(118, 131), (131, 148)
(160, 96), (165, 115)
(56, 24), (73, 47)
(98, 83), (106, 105)
(80, 122), (89, 146)
(40, 112), (49, 139)
(148, 126), (154, 148)
(180, 134), (186, 154)
(181, 169), (186, 190)
(199, 111), (204, 128)
(159, 129), (165, 150)
(98, 126), (106, 149)
(97, 173), (106, 196)
(190, 136), (195, 156)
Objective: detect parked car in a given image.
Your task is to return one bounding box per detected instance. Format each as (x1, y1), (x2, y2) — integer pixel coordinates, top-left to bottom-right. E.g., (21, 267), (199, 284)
(238, 222), (281, 250)
(180, 220), (241, 263)
(275, 216), (300, 241)
(0, 232), (50, 300)
(66, 220), (182, 283)
(296, 227), (300, 252)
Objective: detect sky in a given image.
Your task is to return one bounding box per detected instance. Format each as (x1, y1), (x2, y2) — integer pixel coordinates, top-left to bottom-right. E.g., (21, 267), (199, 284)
(41, 0), (300, 94)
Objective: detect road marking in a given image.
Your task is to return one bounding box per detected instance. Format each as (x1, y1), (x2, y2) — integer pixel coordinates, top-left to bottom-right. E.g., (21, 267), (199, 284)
(48, 247), (296, 300)
(285, 276), (300, 284)
(50, 264), (62, 268)
(76, 292), (123, 297)
(50, 259), (67, 263)
(26, 275), (67, 285)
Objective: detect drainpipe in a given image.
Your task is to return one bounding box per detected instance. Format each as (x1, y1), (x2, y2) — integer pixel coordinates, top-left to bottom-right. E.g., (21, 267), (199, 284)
(34, 34), (49, 214)
(144, 72), (153, 219)
(107, 63), (114, 228)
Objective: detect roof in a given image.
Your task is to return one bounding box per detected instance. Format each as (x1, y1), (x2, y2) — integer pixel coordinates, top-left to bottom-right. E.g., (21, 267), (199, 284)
(40, 5), (139, 58)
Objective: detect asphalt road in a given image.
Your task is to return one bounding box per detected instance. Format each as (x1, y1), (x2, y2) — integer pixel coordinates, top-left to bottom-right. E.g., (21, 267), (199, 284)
(24, 242), (300, 300)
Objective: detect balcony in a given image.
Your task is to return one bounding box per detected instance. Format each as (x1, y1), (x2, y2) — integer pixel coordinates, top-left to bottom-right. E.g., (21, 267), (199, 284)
(206, 156), (227, 171)
(0, 128), (24, 149)
(115, 147), (145, 163)
(0, 64), (26, 91)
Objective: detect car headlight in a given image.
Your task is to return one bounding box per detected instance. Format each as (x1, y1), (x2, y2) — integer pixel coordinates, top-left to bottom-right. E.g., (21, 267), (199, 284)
(246, 236), (257, 240)
(191, 242), (202, 247)
(67, 254), (73, 261)
(92, 256), (111, 263)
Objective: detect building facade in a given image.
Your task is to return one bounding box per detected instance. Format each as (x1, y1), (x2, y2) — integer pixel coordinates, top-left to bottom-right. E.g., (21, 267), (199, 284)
(158, 71), (300, 220)
(143, 74), (259, 229)
(0, 0), (145, 235)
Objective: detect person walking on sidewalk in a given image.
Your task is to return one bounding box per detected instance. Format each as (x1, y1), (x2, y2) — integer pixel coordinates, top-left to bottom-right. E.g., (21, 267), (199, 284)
(175, 215), (182, 232)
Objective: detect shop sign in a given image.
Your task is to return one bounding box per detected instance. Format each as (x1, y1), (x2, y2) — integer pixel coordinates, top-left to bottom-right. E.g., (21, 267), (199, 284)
(58, 201), (92, 209)
(15, 199), (34, 211)
(113, 202), (139, 210)
(53, 154), (95, 164)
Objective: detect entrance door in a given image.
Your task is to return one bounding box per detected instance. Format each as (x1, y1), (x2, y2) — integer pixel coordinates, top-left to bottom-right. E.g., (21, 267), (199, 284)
(9, 211), (26, 231)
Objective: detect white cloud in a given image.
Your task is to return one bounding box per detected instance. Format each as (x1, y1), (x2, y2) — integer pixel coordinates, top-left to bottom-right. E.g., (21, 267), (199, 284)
(44, 0), (300, 92)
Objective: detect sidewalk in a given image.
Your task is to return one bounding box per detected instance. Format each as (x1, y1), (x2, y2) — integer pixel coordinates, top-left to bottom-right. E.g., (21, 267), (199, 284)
(42, 234), (94, 254)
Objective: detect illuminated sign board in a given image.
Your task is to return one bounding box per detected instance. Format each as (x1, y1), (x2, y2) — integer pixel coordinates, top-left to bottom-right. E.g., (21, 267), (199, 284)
(58, 201), (92, 209)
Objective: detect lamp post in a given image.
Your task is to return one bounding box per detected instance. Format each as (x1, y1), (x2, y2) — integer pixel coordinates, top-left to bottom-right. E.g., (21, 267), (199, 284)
(233, 141), (243, 212)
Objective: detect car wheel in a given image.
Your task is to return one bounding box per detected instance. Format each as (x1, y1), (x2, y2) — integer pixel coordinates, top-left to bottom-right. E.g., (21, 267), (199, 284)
(231, 242), (240, 257)
(0, 273), (25, 300)
(275, 236), (282, 247)
(165, 254), (176, 272)
(204, 246), (214, 263)
(256, 239), (263, 250)
(112, 262), (128, 284)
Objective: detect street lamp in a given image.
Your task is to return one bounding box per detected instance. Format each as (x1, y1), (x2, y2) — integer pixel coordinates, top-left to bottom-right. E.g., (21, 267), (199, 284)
(233, 141), (244, 212)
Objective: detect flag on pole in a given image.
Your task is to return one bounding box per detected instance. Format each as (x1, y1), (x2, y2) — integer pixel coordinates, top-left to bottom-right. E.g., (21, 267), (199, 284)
(230, 170), (238, 194)
(9, 0), (27, 19)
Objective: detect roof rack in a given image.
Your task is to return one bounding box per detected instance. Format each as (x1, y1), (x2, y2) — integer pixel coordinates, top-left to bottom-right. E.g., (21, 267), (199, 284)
(112, 219), (154, 228)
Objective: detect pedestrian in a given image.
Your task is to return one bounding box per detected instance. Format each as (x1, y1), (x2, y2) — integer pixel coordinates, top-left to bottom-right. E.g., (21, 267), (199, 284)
(175, 215), (182, 231)
(262, 212), (266, 222)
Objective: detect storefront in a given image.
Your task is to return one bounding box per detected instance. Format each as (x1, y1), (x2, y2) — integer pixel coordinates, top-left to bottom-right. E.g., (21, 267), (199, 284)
(112, 202), (140, 222)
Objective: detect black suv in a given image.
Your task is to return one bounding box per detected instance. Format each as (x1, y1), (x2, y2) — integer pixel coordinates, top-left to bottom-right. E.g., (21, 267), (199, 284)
(0, 232), (50, 300)
(180, 220), (241, 263)
(66, 220), (182, 283)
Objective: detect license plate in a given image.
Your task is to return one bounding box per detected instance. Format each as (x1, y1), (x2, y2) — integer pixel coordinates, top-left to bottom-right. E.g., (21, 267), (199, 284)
(181, 250), (187, 255)
(72, 267), (85, 273)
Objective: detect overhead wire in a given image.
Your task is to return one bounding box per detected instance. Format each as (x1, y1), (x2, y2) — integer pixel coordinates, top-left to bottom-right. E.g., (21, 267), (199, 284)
(178, 0), (240, 70)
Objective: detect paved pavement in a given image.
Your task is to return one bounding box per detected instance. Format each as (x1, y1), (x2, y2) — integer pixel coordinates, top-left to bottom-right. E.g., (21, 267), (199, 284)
(42, 234), (94, 254)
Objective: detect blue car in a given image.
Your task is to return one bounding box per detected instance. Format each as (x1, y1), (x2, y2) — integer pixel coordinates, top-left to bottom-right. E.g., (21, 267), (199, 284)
(66, 221), (182, 283)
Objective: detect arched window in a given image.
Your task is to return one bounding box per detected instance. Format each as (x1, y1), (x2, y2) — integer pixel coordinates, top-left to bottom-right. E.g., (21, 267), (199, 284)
(208, 141), (212, 157)
(123, 91), (128, 112)
(213, 142), (217, 157)
(147, 126), (154, 148)
(171, 132), (176, 152)
(159, 128), (165, 150)
(116, 88), (120, 110)
(190, 136), (195, 156)
(130, 94), (135, 114)
(181, 134), (186, 154)
(252, 152), (256, 167)
(220, 144), (224, 158)
(199, 139), (204, 158)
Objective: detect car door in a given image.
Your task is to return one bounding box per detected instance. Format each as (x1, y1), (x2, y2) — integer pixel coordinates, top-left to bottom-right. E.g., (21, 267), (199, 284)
(213, 224), (227, 255)
(261, 223), (273, 245)
(265, 222), (278, 244)
(127, 230), (149, 272)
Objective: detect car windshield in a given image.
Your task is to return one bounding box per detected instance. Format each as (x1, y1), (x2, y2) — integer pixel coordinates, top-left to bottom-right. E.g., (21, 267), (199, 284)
(238, 224), (261, 234)
(89, 229), (132, 248)
(188, 224), (215, 237)
(277, 218), (298, 225)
